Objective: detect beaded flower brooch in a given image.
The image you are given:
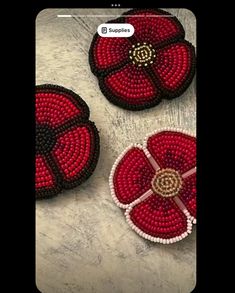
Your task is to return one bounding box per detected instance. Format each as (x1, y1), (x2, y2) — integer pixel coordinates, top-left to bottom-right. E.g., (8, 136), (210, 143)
(35, 84), (100, 199)
(109, 129), (196, 243)
(89, 8), (196, 110)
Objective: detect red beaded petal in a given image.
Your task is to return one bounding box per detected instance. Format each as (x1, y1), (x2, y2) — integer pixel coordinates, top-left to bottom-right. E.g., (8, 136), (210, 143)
(111, 147), (155, 207)
(36, 85), (89, 128)
(178, 173), (196, 219)
(91, 36), (131, 71)
(151, 41), (195, 95)
(52, 123), (98, 188)
(89, 9), (195, 111)
(110, 130), (196, 243)
(35, 155), (60, 198)
(35, 85), (100, 199)
(124, 9), (185, 46)
(146, 131), (196, 174)
(103, 63), (160, 107)
(127, 194), (189, 240)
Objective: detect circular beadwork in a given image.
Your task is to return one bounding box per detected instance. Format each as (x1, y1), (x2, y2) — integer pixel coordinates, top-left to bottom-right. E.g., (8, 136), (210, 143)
(151, 168), (182, 197)
(129, 43), (156, 67)
(89, 8), (196, 110)
(109, 129), (196, 243)
(35, 84), (100, 200)
(36, 124), (56, 155)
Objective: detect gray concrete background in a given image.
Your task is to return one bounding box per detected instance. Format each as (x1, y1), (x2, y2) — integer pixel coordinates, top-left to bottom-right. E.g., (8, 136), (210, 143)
(36, 8), (196, 293)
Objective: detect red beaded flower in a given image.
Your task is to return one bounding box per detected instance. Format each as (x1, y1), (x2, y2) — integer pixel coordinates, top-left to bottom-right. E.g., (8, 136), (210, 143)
(109, 129), (196, 243)
(35, 84), (100, 199)
(89, 8), (196, 110)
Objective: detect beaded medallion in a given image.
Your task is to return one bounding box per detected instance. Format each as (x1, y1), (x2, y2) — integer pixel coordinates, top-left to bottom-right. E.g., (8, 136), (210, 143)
(89, 8), (196, 110)
(109, 129), (196, 243)
(35, 84), (100, 199)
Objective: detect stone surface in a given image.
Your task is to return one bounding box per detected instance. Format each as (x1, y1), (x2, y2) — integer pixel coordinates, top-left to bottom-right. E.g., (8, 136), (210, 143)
(36, 8), (196, 293)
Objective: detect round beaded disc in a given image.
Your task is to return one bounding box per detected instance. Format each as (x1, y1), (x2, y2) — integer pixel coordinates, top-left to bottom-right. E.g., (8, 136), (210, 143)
(109, 129), (196, 244)
(35, 84), (100, 199)
(89, 8), (196, 110)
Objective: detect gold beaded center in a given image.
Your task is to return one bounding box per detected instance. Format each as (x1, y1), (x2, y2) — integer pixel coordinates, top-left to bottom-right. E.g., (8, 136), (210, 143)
(151, 168), (183, 198)
(129, 43), (156, 67)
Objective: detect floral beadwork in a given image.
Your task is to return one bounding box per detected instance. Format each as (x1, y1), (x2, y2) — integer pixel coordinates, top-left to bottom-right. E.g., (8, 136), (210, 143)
(109, 129), (196, 243)
(35, 84), (100, 199)
(89, 8), (196, 110)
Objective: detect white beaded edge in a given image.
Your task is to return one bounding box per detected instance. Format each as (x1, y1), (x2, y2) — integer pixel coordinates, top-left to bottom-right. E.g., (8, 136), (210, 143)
(191, 217), (197, 224)
(109, 128), (197, 243)
(125, 205), (193, 244)
(109, 143), (147, 209)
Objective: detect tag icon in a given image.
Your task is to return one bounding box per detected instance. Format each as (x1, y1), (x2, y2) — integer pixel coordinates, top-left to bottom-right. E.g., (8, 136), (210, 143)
(101, 27), (107, 34)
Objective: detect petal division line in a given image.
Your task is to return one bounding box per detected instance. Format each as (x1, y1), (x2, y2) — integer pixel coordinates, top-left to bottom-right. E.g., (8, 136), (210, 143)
(128, 189), (153, 208)
(182, 167), (196, 179)
(173, 196), (196, 223)
(143, 147), (161, 171)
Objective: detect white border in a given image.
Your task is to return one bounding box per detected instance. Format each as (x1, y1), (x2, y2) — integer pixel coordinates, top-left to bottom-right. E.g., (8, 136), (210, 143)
(109, 128), (196, 243)
(125, 205), (193, 244)
(109, 143), (150, 209)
